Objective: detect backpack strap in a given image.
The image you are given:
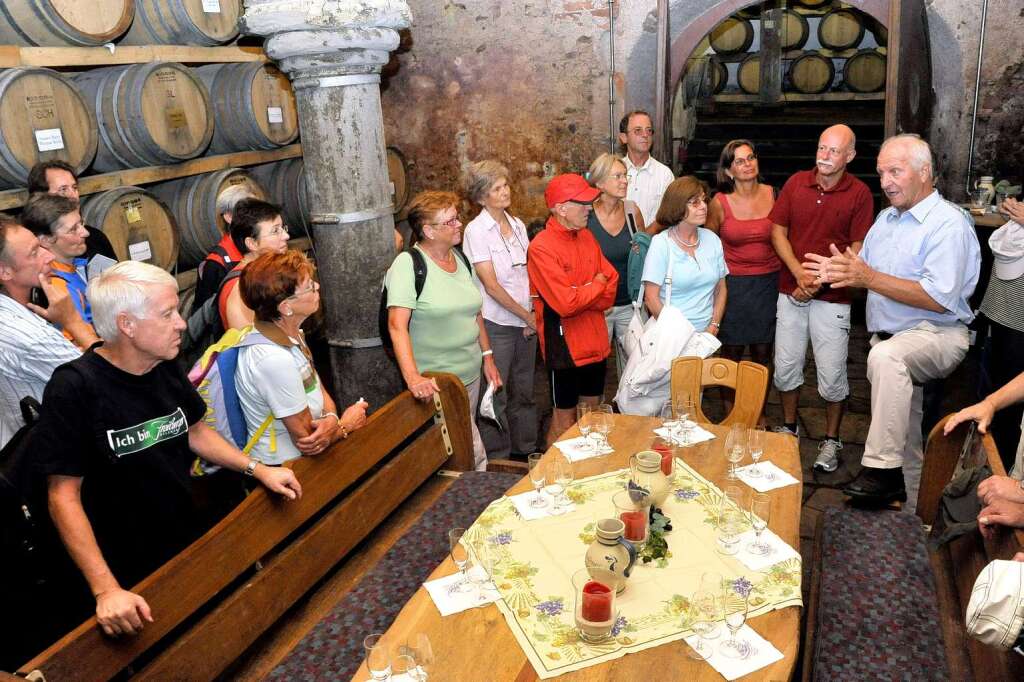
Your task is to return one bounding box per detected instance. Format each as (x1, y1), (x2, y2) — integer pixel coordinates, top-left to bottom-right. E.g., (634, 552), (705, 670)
(242, 415), (275, 454)
(624, 200), (639, 236)
(408, 247), (428, 299)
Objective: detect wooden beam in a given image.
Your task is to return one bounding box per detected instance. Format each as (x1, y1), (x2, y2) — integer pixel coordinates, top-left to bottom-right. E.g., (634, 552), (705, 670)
(0, 145), (302, 211)
(759, 1), (783, 104)
(0, 45), (267, 69)
(653, 0), (669, 161)
(713, 92), (885, 103)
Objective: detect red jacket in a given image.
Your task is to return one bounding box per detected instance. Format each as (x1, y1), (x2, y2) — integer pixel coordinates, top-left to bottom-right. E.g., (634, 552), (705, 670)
(527, 216), (618, 368)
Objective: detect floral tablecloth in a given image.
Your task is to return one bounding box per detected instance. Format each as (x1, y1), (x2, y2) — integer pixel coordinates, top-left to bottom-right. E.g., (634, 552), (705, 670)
(463, 459), (802, 679)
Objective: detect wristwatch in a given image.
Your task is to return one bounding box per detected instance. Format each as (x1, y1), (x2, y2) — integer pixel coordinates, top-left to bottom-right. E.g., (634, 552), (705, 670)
(243, 458), (258, 477)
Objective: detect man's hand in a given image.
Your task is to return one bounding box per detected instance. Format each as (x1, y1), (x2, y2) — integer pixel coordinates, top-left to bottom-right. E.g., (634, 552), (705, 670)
(95, 587), (153, 637)
(254, 464), (301, 500)
(999, 196), (1023, 222)
(296, 416), (340, 455)
(795, 266), (818, 291)
(978, 476), (1024, 506)
(594, 272), (609, 285)
(791, 285), (817, 302)
(978, 499), (1024, 538)
(25, 273), (82, 328)
(804, 244), (875, 289)
(944, 398), (997, 435)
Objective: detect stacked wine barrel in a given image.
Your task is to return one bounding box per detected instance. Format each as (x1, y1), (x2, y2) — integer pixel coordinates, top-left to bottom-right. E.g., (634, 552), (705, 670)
(698, 3), (887, 97)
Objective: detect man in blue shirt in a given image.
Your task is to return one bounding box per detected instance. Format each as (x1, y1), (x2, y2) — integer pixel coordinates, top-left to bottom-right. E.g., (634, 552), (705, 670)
(805, 134), (981, 507)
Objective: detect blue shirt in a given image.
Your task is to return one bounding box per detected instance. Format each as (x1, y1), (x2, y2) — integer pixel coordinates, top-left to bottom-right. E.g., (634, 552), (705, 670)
(860, 190), (981, 333)
(641, 228), (728, 330)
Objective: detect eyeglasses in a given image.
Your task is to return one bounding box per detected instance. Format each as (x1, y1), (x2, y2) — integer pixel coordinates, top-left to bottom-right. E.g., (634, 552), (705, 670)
(566, 199), (593, 207)
(54, 220), (86, 236)
(732, 154), (757, 166)
(431, 216), (461, 228)
(499, 227), (528, 267)
(687, 195), (707, 207)
(609, 172), (628, 180)
(265, 225), (290, 237)
(288, 281), (320, 299)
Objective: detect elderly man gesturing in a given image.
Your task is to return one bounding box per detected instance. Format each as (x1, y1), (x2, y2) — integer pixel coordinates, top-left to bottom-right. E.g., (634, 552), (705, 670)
(805, 134), (981, 509)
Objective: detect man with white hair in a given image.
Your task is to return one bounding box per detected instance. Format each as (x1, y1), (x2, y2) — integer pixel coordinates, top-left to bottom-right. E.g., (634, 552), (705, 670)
(805, 134), (981, 507)
(33, 261), (302, 638)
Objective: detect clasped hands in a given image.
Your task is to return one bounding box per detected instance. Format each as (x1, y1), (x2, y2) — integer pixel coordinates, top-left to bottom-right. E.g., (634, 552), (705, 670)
(801, 243), (875, 290)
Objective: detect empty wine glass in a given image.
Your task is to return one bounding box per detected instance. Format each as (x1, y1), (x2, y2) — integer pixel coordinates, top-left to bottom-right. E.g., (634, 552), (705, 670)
(747, 427), (766, 478)
(470, 541), (495, 603)
(717, 486), (746, 556)
(675, 397), (696, 446)
(364, 632), (391, 681)
(595, 403), (614, 452)
(545, 458), (567, 515)
(408, 633), (434, 680)
(448, 528), (472, 592)
(748, 493), (772, 557)
(688, 584), (719, 660)
(392, 653), (419, 679)
(720, 587), (751, 659)
(527, 453), (547, 508)
(555, 455), (574, 508)
(724, 424), (746, 480)
(698, 572), (724, 640)
(577, 403), (594, 451)
(661, 402), (681, 445)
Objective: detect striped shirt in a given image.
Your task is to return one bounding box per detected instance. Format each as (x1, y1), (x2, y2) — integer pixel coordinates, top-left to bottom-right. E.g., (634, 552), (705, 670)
(0, 293), (80, 448)
(980, 273), (1024, 332)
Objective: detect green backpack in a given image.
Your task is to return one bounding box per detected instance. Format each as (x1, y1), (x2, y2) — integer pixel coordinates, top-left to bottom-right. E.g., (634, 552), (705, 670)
(625, 211), (652, 302)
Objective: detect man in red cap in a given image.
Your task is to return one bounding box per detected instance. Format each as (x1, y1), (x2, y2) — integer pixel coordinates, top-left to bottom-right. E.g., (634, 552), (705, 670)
(528, 174), (619, 446)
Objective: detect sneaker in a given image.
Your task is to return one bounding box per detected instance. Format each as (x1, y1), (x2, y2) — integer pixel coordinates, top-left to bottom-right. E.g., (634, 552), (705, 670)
(813, 438), (843, 473)
(772, 424), (799, 438)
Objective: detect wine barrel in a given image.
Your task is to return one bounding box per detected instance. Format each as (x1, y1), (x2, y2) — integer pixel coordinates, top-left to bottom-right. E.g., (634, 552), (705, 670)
(867, 17), (888, 47)
(80, 186), (179, 271)
(737, 54), (761, 95)
(387, 147), (410, 216)
(121, 0), (241, 46)
(788, 51), (836, 94)
(249, 159), (311, 239)
(195, 62), (299, 154)
(178, 285), (195, 320)
(794, 0), (829, 8)
(0, 0), (133, 46)
(736, 6), (760, 20)
(708, 58), (728, 94)
(818, 9), (866, 51)
(843, 49), (887, 92)
(150, 169), (267, 269)
(75, 62), (214, 172)
(779, 9), (809, 51)
(709, 17), (754, 55)
(0, 68), (97, 189)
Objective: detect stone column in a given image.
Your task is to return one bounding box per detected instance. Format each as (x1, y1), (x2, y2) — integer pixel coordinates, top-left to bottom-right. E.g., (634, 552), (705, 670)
(244, 2), (412, 409)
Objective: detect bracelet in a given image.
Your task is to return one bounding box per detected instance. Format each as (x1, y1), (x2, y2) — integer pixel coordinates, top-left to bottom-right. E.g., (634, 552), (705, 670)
(321, 411), (339, 423)
(709, 321), (721, 329)
(481, 349), (494, 357)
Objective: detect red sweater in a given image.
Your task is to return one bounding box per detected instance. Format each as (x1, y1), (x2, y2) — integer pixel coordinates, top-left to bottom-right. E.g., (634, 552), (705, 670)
(527, 216), (618, 368)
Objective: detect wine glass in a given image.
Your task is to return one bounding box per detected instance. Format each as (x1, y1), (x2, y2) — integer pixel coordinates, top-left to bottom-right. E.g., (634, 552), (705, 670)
(527, 453), (547, 508)
(720, 588), (751, 659)
(408, 633), (434, 681)
(748, 493), (772, 556)
(470, 541), (495, 603)
(448, 528), (472, 592)
(392, 653), (418, 679)
(724, 424), (746, 480)
(747, 427), (766, 478)
(364, 633), (391, 681)
(595, 403), (614, 452)
(675, 397), (696, 446)
(545, 458), (567, 515)
(555, 455), (574, 509)
(716, 486), (746, 556)
(688, 584), (719, 660)
(577, 403), (594, 452)
(660, 402), (680, 445)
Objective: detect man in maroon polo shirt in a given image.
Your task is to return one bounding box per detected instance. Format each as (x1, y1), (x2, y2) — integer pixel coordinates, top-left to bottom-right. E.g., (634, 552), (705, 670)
(768, 124), (874, 473)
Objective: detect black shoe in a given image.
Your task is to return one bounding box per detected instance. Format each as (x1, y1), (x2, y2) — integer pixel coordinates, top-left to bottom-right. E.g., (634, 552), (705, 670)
(843, 466), (907, 506)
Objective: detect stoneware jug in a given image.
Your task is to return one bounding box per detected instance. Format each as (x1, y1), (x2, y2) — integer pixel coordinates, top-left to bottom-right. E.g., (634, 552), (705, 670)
(585, 518), (638, 594)
(976, 176), (996, 206)
(630, 450), (670, 506)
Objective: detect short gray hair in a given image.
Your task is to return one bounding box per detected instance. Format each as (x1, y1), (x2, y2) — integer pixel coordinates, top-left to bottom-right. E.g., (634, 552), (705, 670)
(89, 261), (178, 341)
(588, 153), (626, 187)
(465, 160), (509, 205)
(216, 183), (256, 217)
(881, 133), (934, 176)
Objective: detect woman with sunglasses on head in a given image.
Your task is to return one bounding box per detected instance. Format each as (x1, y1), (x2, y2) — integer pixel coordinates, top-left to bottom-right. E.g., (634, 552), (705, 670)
(462, 161), (538, 460)
(705, 140), (779, 422)
(385, 191), (500, 470)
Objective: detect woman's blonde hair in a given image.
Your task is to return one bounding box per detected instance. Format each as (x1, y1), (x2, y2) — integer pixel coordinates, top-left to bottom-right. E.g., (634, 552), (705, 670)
(588, 153), (626, 188)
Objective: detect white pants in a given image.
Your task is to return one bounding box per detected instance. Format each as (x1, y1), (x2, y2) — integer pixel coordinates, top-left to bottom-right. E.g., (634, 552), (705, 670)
(773, 294), (851, 402)
(465, 378), (487, 471)
(605, 303), (634, 379)
(862, 322), (969, 511)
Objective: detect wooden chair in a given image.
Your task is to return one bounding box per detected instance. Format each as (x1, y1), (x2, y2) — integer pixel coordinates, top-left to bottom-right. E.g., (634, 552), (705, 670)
(670, 356), (769, 428)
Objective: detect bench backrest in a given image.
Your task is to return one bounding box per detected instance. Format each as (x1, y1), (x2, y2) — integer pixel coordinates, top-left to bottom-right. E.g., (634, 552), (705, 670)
(14, 373), (474, 680)
(918, 416), (1024, 680)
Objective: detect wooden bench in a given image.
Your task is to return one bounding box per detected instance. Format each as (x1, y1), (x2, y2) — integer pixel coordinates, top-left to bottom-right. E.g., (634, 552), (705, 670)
(804, 416), (1024, 680)
(6, 373), (475, 681)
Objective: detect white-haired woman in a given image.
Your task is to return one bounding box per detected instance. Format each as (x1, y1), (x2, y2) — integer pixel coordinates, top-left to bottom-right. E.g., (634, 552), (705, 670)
(34, 261), (300, 639)
(587, 152), (646, 375)
(462, 160), (538, 458)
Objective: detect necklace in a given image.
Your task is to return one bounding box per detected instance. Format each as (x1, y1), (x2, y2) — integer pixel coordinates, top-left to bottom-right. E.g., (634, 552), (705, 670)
(672, 227), (699, 248)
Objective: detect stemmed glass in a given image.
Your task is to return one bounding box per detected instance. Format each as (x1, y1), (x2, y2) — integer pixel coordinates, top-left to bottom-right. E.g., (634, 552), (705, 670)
(392, 654), (418, 680)
(748, 493), (772, 557)
(747, 427), (766, 478)
(716, 486), (746, 556)
(720, 587), (752, 659)
(545, 456), (572, 515)
(408, 633), (434, 680)
(676, 397), (696, 446)
(448, 528), (472, 592)
(527, 453), (547, 508)
(555, 455), (574, 508)
(724, 424), (746, 480)
(594, 403), (614, 452)
(577, 404), (594, 452)
(661, 402), (681, 445)
(364, 632), (391, 681)
(470, 541), (496, 603)
(688, 583), (719, 660)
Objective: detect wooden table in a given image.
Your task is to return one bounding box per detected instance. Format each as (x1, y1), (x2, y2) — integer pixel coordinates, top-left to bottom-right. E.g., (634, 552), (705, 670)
(351, 416), (803, 681)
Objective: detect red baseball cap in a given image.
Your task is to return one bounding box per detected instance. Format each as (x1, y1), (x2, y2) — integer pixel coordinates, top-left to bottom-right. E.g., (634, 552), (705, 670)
(545, 173), (600, 209)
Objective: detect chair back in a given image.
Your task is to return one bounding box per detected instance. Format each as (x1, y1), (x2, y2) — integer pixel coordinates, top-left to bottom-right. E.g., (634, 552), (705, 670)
(670, 356), (769, 428)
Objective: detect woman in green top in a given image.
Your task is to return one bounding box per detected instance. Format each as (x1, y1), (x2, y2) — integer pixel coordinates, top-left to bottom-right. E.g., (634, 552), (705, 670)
(385, 190), (502, 470)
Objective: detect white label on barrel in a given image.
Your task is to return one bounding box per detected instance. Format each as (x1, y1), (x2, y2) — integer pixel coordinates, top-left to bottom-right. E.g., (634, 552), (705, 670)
(34, 128), (65, 152)
(129, 241), (152, 262)
(202, 0), (221, 12)
(267, 107), (284, 124)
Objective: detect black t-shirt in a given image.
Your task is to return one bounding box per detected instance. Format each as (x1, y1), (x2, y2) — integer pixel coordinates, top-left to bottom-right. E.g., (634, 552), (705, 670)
(33, 351), (207, 589)
(84, 224), (117, 262)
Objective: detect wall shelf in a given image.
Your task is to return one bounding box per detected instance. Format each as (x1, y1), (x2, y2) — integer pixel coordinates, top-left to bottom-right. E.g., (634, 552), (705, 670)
(0, 44), (267, 69)
(0, 144), (302, 211)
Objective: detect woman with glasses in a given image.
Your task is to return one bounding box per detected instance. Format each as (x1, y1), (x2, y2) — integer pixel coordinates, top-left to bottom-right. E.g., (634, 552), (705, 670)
(642, 176), (728, 334)
(587, 153), (647, 377)
(462, 161), (537, 460)
(219, 199), (291, 330)
(385, 191), (501, 470)
(705, 140), (779, 421)
(235, 250), (368, 465)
